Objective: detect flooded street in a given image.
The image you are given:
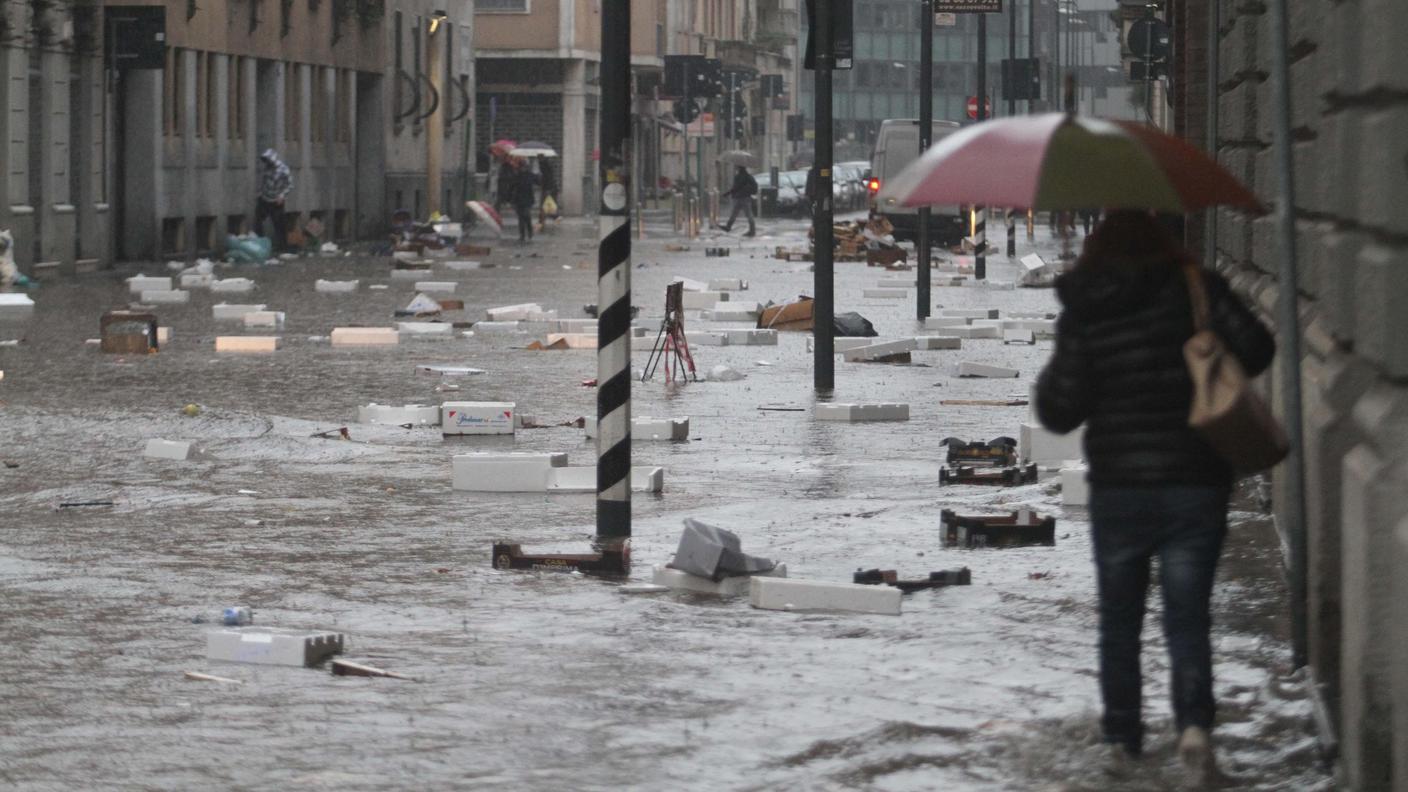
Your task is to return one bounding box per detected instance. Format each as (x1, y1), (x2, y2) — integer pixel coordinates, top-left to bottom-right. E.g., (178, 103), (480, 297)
(0, 215), (1331, 790)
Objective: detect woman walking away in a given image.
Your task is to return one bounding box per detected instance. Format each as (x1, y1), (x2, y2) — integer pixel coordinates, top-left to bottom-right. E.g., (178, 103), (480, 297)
(509, 162), (538, 242)
(1034, 210), (1274, 785)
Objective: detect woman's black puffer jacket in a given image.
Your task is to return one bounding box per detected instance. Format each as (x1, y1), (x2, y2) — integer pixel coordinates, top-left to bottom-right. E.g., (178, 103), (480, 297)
(1035, 261), (1276, 487)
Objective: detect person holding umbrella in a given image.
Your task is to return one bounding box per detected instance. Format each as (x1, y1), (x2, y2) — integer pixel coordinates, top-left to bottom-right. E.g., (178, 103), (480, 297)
(507, 160), (539, 242)
(879, 111), (1274, 783)
(718, 164), (758, 236)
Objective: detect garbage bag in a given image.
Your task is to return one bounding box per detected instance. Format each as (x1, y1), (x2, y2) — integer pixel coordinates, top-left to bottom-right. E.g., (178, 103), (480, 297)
(834, 311), (878, 337)
(226, 235), (272, 264)
(670, 519), (776, 581)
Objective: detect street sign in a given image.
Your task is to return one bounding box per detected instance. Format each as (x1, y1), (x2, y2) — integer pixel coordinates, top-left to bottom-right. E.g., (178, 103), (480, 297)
(803, 0), (855, 70)
(966, 96), (992, 119)
(934, 12), (958, 26)
(1128, 17), (1170, 61)
(935, 0), (1001, 12)
(687, 112), (716, 138)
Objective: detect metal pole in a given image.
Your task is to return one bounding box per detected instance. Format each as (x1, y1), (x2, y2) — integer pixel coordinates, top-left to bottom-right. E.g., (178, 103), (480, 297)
(813, 0), (835, 391)
(1027, 0), (1035, 114)
(1203, 0), (1219, 268)
(1006, 208), (1016, 256)
(1143, 5), (1153, 123)
(683, 60), (692, 237)
(1007, 0), (1016, 117)
(1267, 0), (1308, 670)
(1051, 0), (1059, 113)
(975, 12), (987, 280)
(917, 0), (933, 320)
(596, 0), (632, 544)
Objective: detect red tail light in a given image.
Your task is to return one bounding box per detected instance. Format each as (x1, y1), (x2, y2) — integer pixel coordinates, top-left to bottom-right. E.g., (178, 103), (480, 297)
(866, 178), (881, 193)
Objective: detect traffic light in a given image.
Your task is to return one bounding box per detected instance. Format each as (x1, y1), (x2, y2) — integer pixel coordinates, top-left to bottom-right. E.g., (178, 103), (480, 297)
(786, 114), (805, 142)
(673, 98), (701, 124)
(663, 55), (724, 98)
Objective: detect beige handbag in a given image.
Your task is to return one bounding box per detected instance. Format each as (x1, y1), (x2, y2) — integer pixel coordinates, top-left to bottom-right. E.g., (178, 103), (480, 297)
(1183, 265), (1288, 473)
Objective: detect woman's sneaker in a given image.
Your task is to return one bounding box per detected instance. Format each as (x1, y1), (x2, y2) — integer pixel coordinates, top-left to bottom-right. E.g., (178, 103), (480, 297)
(1177, 726), (1218, 787)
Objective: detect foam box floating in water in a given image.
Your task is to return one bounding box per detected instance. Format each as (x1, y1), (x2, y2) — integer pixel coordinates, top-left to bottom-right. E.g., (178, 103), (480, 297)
(212, 303), (267, 320)
(0, 293), (36, 309)
(144, 439), (191, 461)
(206, 627), (345, 667)
(546, 466), (664, 492)
(750, 576), (902, 615)
(416, 364), (485, 377)
(1003, 328), (1036, 345)
(330, 327), (399, 346)
(651, 564), (787, 596)
(957, 361), (1019, 378)
(915, 336), (962, 350)
(179, 272), (215, 289)
(485, 303), (544, 322)
(545, 333), (597, 349)
(933, 325), (1000, 339)
(863, 288), (909, 299)
(142, 289), (189, 304)
(215, 336), (279, 353)
(1061, 464), (1090, 507)
(414, 281), (456, 293)
(941, 308), (999, 320)
(443, 260), (481, 270)
(127, 275), (171, 293)
(157, 327), (172, 344)
(210, 278), (255, 293)
(358, 403), (441, 426)
(242, 311), (285, 329)
(452, 452), (567, 491)
(583, 416), (690, 441)
(877, 278), (917, 288)
(315, 279), (359, 293)
(471, 321), (523, 333)
(707, 278), (748, 291)
(842, 338), (917, 362)
(442, 401), (516, 435)
(921, 317), (969, 329)
(723, 329), (777, 346)
(704, 302), (762, 321)
(691, 332), (728, 346)
(397, 321), (454, 337)
(1004, 319), (1057, 338)
(390, 269), (427, 281)
(815, 403), (910, 422)
(1020, 422), (1086, 465)
(681, 291), (727, 310)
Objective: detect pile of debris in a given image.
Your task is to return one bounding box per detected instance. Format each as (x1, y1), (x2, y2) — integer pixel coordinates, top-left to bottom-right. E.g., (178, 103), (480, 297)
(774, 216), (907, 265)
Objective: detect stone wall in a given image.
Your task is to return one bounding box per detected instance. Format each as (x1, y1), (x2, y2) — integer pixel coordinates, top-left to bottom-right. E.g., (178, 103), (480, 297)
(1193, 0), (1408, 787)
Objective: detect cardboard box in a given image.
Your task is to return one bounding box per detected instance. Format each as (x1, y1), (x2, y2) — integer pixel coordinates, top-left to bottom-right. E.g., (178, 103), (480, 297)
(215, 336), (279, 353)
(330, 327), (399, 346)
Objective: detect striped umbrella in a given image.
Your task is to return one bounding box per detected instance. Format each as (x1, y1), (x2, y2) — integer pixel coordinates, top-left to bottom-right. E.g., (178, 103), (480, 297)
(880, 113), (1261, 213)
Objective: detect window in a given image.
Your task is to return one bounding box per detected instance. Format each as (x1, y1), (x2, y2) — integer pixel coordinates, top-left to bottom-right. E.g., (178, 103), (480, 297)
(311, 67), (328, 143)
(284, 64), (301, 142)
(164, 47), (183, 137)
(198, 52), (217, 138)
(229, 56), (245, 140)
(335, 70), (352, 143)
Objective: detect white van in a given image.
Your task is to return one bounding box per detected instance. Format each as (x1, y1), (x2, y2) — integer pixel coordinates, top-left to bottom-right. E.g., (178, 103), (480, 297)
(867, 119), (964, 244)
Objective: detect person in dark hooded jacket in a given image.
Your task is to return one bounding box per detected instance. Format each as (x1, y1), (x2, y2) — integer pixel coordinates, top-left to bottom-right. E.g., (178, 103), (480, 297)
(1035, 209), (1275, 781)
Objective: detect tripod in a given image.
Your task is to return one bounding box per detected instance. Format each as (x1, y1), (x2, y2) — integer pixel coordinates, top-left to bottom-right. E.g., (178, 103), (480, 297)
(641, 282), (698, 383)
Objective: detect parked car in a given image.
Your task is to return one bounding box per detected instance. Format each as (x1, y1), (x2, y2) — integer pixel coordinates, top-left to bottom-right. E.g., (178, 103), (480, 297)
(836, 161), (870, 210)
(868, 119), (965, 244)
(780, 170), (811, 216)
(755, 171), (802, 217)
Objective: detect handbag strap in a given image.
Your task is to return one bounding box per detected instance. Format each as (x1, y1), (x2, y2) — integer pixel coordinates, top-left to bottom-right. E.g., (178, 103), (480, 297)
(1183, 263), (1212, 332)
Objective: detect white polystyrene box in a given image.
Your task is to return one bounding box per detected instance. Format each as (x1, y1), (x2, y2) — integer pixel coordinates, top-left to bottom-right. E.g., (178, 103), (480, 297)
(749, 576), (902, 615)
(144, 439), (191, 460)
(330, 327), (399, 346)
(816, 402), (909, 422)
(397, 321), (454, 337)
(472, 321), (523, 333)
(451, 452), (568, 491)
(1061, 465), (1090, 507)
(206, 627), (344, 667)
(485, 303), (544, 321)
(212, 303), (267, 320)
(127, 275), (172, 293)
(545, 333), (597, 349)
(0, 293), (35, 308)
(842, 338), (917, 362)
(915, 336), (962, 350)
(933, 325), (1001, 339)
(1020, 422), (1087, 465)
(673, 277), (709, 292)
(691, 332), (729, 346)
(215, 336), (279, 353)
(180, 272), (215, 289)
(922, 317), (969, 329)
(390, 269), (428, 280)
(525, 310), (560, 322)
(358, 403), (441, 426)
(652, 564), (787, 596)
(157, 327), (172, 344)
(634, 416), (689, 441)
(956, 361), (1019, 378)
(723, 329), (777, 346)
(442, 401), (517, 435)
(940, 308), (999, 320)
(414, 281), (456, 293)
(315, 279), (359, 293)
(877, 278), (917, 288)
(682, 291), (727, 310)
(142, 289), (189, 304)
(863, 288), (908, 299)
(242, 311), (285, 329)
(1003, 329), (1036, 345)
(443, 260), (481, 270)
(210, 278), (255, 293)
(707, 278), (748, 291)
(545, 466), (664, 492)
(705, 303), (762, 321)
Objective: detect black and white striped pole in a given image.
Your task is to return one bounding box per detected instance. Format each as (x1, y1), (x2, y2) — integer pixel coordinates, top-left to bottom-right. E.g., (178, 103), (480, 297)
(596, 0), (632, 546)
(974, 206), (986, 280)
(1006, 208), (1016, 257)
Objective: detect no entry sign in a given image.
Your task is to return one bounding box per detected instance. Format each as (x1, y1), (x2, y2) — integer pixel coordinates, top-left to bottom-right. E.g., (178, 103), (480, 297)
(966, 96), (992, 119)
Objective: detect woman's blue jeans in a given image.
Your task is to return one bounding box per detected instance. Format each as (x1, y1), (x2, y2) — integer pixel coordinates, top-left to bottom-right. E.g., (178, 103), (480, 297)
(1089, 484), (1230, 755)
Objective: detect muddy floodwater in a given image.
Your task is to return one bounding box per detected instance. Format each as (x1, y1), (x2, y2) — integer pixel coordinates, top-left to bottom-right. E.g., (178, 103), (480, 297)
(0, 216), (1331, 790)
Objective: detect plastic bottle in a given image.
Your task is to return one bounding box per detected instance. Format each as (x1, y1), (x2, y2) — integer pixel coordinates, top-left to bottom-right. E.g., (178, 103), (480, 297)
(221, 607), (254, 626)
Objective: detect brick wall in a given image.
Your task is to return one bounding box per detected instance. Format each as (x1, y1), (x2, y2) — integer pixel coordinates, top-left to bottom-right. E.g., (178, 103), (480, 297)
(1184, 0), (1408, 787)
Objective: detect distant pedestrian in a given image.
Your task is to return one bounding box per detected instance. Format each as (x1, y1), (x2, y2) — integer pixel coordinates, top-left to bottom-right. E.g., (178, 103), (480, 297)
(509, 163), (538, 242)
(537, 157), (559, 230)
(1035, 210), (1275, 784)
(1080, 208), (1100, 235)
(718, 165), (758, 236)
(256, 149), (293, 251)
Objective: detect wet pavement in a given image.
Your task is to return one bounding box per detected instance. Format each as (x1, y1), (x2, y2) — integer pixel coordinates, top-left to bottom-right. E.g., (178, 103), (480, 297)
(0, 214), (1331, 790)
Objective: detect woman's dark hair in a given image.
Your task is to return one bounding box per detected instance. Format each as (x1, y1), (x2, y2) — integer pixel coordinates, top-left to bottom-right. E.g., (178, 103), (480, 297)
(1074, 209), (1188, 274)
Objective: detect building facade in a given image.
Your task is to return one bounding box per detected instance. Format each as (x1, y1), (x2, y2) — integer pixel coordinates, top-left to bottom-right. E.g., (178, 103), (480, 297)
(1167, 0), (1408, 788)
(0, 0), (109, 275)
